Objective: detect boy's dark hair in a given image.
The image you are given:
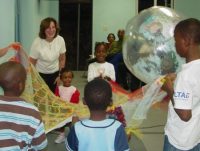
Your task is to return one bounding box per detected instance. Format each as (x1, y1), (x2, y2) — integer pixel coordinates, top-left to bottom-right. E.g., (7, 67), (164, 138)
(60, 68), (74, 78)
(39, 17), (60, 39)
(174, 18), (200, 44)
(84, 78), (112, 111)
(95, 42), (106, 52)
(0, 61), (26, 93)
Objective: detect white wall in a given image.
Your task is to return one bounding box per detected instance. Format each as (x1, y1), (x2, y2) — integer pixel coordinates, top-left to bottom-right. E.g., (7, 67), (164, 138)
(174, 0), (200, 20)
(92, 0), (137, 52)
(19, 0), (59, 52)
(0, 0), (15, 47)
(0, 0), (58, 53)
(1, 0), (200, 55)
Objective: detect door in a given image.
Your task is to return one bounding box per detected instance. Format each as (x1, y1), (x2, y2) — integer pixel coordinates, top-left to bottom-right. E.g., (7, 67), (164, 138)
(59, 0), (92, 70)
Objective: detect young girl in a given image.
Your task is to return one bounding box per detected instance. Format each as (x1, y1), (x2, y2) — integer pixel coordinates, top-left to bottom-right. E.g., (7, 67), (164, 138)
(54, 68), (80, 143)
(87, 42), (116, 82)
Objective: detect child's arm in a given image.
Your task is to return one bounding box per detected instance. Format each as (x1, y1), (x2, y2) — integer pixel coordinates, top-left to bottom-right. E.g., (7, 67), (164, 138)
(161, 73), (176, 105)
(162, 73), (191, 121)
(87, 64), (94, 82)
(104, 76), (111, 81)
(65, 126), (79, 151)
(114, 124), (130, 151)
(104, 64), (116, 82)
(70, 89), (80, 104)
(54, 85), (60, 97)
(32, 121), (48, 151)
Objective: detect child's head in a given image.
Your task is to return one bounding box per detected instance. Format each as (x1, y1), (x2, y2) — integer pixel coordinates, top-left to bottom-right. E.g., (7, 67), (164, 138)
(174, 18), (200, 58)
(94, 42), (107, 63)
(0, 61), (26, 96)
(84, 78), (112, 111)
(60, 68), (74, 87)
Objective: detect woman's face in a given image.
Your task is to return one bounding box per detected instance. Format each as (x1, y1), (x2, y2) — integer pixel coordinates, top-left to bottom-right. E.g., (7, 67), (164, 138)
(45, 21), (56, 41)
(107, 34), (115, 43)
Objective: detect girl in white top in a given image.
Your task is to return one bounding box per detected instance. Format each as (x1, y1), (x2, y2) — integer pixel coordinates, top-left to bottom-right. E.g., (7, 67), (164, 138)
(29, 17), (66, 92)
(87, 42), (116, 82)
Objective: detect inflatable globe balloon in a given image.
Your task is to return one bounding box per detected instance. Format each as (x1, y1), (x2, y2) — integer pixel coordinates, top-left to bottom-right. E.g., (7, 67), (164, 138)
(123, 6), (185, 83)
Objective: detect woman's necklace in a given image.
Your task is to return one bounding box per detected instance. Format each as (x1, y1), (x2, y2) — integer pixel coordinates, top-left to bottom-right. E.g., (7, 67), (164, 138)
(49, 43), (52, 50)
(46, 38), (54, 50)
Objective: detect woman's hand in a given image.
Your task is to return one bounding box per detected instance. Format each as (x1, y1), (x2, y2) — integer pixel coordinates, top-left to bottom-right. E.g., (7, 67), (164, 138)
(10, 42), (21, 51)
(54, 76), (62, 86)
(29, 57), (37, 66)
(0, 42), (21, 57)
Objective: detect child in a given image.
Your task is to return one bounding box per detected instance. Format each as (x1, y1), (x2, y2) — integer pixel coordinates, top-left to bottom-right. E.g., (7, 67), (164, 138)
(0, 61), (47, 150)
(54, 68), (80, 143)
(87, 42), (116, 82)
(162, 18), (200, 150)
(66, 78), (129, 151)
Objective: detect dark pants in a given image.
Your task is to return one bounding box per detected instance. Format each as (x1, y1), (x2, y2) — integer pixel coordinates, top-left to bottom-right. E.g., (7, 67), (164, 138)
(108, 53), (123, 75)
(39, 71), (59, 93)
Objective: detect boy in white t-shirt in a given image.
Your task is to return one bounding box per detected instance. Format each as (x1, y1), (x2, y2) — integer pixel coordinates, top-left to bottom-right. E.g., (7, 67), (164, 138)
(87, 42), (116, 82)
(162, 18), (200, 150)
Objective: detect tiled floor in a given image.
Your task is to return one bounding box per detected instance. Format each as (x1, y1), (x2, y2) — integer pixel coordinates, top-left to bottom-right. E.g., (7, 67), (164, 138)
(47, 71), (168, 151)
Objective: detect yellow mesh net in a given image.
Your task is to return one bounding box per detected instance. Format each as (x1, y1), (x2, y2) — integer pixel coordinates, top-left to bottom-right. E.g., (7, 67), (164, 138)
(1, 48), (169, 138)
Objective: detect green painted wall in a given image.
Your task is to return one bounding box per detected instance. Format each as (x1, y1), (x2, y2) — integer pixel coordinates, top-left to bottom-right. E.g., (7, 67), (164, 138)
(19, 0), (59, 52)
(0, 0), (15, 47)
(0, 0), (58, 53)
(1, 0), (200, 55)
(174, 0), (200, 20)
(92, 0), (137, 52)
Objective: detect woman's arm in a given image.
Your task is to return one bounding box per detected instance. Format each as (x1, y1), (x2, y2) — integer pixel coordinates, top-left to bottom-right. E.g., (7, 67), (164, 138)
(29, 57), (37, 66)
(0, 46), (10, 57)
(54, 53), (66, 85)
(0, 42), (21, 57)
(59, 53), (66, 70)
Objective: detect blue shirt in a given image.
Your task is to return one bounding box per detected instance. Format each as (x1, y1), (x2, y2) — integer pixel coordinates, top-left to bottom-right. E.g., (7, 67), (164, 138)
(65, 119), (129, 151)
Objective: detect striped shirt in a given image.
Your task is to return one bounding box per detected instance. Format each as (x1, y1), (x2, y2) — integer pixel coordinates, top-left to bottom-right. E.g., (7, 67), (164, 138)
(0, 96), (47, 151)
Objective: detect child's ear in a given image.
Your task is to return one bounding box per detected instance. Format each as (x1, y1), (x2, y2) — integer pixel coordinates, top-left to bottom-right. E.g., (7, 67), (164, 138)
(18, 81), (25, 94)
(183, 36), (192, 48)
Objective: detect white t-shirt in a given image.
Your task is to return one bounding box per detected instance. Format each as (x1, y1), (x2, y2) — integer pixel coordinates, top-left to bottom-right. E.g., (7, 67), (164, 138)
(30, 35), (66, 73)
(165, 59), (200, 150)
(87, 62), (115, 82)
(57, 85), (76, 102)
